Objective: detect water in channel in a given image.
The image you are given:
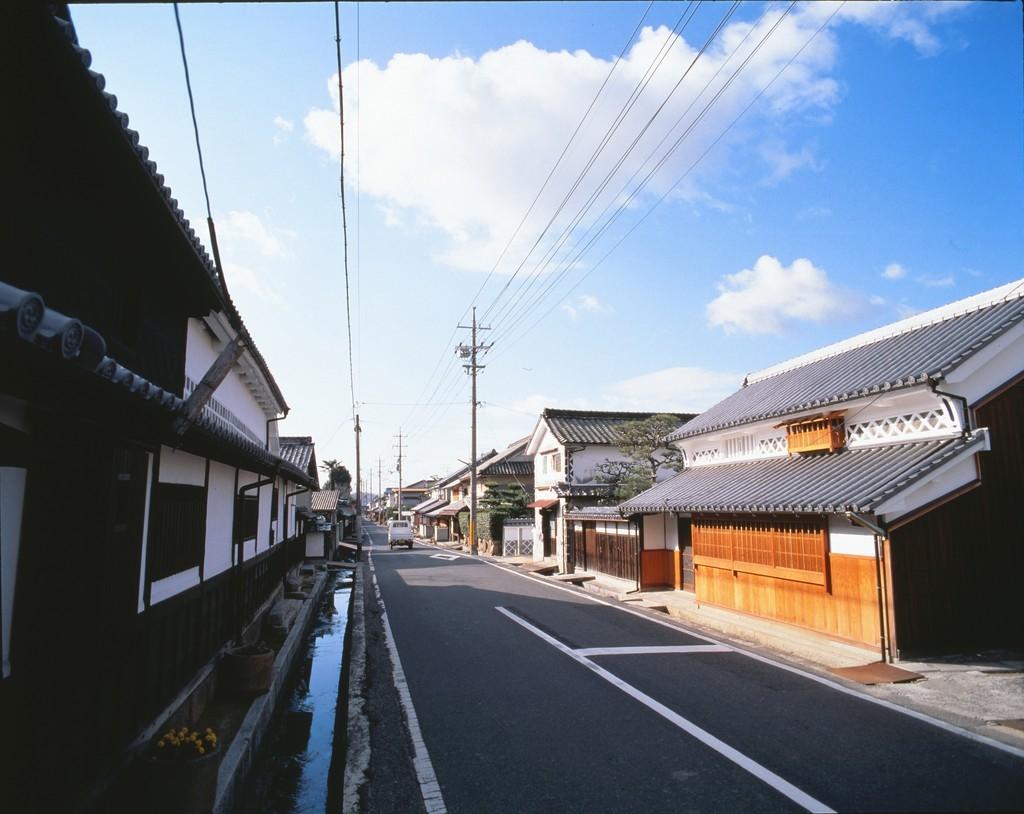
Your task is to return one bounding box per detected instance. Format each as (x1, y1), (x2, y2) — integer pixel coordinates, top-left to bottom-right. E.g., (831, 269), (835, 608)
(235, 568), (354, 814)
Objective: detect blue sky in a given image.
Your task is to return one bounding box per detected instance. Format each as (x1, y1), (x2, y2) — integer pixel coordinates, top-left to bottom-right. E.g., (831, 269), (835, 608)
(71, 1), (1023, 489)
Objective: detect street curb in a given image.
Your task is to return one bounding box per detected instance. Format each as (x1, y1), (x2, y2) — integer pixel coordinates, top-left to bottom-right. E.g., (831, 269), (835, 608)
(342, 564), (370, 814)
(213, 570), (329, 814)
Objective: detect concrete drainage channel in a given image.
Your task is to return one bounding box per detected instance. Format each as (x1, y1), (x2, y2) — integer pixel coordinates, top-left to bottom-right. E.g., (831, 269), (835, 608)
(231, 566), (355, 814)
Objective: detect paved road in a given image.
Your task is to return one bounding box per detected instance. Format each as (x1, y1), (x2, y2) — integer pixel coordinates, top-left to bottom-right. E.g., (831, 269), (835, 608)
(363, 525), (1024, 813)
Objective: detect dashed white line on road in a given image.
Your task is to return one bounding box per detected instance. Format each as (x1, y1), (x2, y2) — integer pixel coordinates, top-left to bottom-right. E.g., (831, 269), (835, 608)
(497, 605), (835, 814)
(368, 551), (447, 814)
(430, 554), (460, 561)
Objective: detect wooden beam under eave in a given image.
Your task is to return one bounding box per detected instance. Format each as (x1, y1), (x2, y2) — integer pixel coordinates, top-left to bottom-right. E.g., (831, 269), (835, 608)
(173, 335), (246, 436)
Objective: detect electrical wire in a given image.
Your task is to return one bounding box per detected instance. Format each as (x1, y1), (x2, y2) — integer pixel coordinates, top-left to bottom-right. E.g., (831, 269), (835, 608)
(491, 2), (791, 346)
(490, 2), (847, 360)
(334, 1), (357, 421)
(485, 1), (744, 337)
(173, 4), (212, 222)
(398, 1), (658, 433)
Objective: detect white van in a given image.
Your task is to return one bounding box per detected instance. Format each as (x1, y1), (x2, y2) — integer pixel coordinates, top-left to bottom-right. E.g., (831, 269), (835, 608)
(387, 519), (414, 549)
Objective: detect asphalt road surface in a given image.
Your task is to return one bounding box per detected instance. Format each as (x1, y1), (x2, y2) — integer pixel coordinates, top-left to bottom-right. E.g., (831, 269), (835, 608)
(362, 524), (1024, 813)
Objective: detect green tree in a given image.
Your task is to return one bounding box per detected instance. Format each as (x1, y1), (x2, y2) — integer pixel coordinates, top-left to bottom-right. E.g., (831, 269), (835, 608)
(479, 483), (530, 540)
(595, 413), (687, 501)
(320, 459), (352, 494)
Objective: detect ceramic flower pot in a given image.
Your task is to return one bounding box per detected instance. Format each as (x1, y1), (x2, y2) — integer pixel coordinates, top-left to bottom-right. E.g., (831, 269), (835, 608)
(143, 745), (219, 814)
(220, 644), (275, 696)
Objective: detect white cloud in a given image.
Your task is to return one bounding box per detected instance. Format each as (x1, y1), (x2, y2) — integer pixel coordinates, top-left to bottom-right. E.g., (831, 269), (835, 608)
(916, 272), (955, 288)
(605, 366), (742, 412)
(304, 8), (850, 272)
(882, 262), (906, 280)
(219, 210), (290, 258)
(272, 115), (294, 146)
(706, 255), (845, 335)
(759, 141), (822, 185)
(561, 293), (608, 320)
(303, 4), (962, 273)
(829, 2), (968, 57)
(796, 205), (832, 220)
(223, 262), (283, 304)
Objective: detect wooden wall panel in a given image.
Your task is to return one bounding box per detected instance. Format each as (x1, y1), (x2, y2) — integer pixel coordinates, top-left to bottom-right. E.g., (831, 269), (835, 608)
(889, 380), (1024, 656)
(641, 550), (674, 588)
(695, 554), (879, 647)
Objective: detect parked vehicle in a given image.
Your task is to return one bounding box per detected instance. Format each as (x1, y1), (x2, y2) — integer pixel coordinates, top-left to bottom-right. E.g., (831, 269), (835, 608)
(387, 519), (414, 549)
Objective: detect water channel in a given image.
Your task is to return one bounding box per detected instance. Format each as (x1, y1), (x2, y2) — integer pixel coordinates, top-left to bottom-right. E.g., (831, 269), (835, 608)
(235, 568), (354, 814)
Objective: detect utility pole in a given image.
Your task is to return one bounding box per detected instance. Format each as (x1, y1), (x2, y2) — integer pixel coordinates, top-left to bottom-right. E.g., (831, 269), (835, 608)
(354, 414), (362, 554)
(457, 307), (492, 555)
(377, 457), (382, 510)
(394, 429), (405, 522)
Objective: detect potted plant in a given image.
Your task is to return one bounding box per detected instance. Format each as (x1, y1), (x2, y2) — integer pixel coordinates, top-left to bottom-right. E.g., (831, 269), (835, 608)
(220, 642), (275, 696)
(143, 726), (220, 814)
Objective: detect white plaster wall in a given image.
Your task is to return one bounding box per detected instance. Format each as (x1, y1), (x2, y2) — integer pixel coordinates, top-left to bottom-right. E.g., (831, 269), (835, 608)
(205, 461), (236, 579)
(828, 516), (876, 557)
(185, 318), (269, 439)
(533, 427), (564, 487)
(643, 514), (667, 550)
(150, 567), (201, 605)
(946, 321), (1024, 406)
(137, 453), (154, 613)
(877, 448), (981, 523)
(159, 446), (206, 486)
(257, 483), (272, 553)
(1, 467), (26, 678)
(570, 444), (627, 485)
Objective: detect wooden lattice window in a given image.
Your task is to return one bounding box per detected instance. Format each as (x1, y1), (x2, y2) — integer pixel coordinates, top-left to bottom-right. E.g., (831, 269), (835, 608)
(692, 515), (827, 585)
(784, 414), (845, 454)
(149, 483), (206, 581)
(238, 493), (258, 542)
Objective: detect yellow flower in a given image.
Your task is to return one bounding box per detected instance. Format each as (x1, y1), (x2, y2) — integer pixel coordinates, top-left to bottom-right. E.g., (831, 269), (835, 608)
(157, 741), (165, 749)
(197, 746), (205, 755)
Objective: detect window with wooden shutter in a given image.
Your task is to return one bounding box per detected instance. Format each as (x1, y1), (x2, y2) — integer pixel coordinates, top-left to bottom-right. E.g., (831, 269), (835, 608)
(783, 414), (845, 454)
(692, 515), (827, 585)
(149, 483), (205, 581)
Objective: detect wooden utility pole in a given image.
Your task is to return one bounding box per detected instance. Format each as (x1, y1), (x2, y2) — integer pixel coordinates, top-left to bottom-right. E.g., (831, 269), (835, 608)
(457, 307), (491, 555)
(394, 429), (405, 521)
(354, 414), (362, 552)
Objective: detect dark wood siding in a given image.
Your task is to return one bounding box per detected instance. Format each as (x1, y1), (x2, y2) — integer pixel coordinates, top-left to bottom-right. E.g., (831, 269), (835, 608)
(889, 380), (1024, 656)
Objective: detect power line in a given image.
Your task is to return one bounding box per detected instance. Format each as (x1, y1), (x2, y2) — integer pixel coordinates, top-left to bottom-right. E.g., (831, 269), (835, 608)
(334, 0), (356, 420)
(491, 1), (787, 346)
(396, 1), (657, 432)
(491, 2), (847, 360)
(172, 3), (228, 292)
(485, 1), (742, 337)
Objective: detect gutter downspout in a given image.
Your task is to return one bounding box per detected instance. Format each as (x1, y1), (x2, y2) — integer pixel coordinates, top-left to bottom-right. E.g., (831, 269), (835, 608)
(846, 510), (892, 664)
(265, 410), (289, 450)
(285, 484), (311, 540)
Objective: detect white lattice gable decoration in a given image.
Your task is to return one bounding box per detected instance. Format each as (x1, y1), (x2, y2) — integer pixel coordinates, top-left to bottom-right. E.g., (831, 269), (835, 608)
(846, 408), (958, 447)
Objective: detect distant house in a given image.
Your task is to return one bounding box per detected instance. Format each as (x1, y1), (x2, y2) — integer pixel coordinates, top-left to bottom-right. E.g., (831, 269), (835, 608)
(622, 281), (1024, 660)
(0, 8), (317, 809)
(387, 479), (432, 518)
(526, 409), (694, 571)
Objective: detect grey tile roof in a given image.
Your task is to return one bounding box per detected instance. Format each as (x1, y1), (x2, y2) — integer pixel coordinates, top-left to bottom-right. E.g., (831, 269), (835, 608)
(565, 506), (626, 520)
(411, 497), (445, 514)
(49, 11), (289, 412)
(620, 432), (987, 516)
(543, 409), (696, 445)
(670, 288), (1024, 440)
(311, 491), (342, 513)
(480, 459), (533, 477)
(279, 436), (314, 471)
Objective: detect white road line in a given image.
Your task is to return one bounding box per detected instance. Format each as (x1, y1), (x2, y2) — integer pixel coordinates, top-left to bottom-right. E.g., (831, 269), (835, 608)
(497, 606), (835, 814)
(368, 552), (447, 814)
(430, 554), (460, 561)
(575, 644), (731, 657)
(466, 554), (1024, 761)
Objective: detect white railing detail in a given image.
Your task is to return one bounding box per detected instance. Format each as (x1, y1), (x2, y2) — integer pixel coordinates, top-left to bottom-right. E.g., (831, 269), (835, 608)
(846, 409), (957, 447)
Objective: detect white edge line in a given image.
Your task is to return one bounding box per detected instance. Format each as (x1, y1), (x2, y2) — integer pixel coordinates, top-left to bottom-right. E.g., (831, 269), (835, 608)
(416, 540), (1024, 761)
(496, 606), (834, 814)
(576, 645), (731, 656)
(367, 551), (448, 814)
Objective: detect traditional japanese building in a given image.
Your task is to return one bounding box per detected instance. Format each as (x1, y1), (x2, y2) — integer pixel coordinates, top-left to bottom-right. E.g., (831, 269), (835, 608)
(621, 281), (1024, 660)
(1, 7), (318, 809)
